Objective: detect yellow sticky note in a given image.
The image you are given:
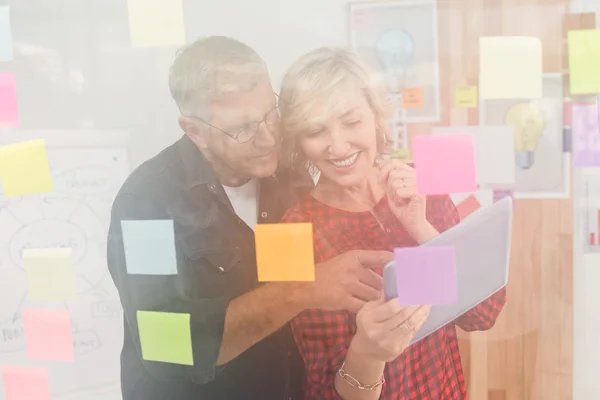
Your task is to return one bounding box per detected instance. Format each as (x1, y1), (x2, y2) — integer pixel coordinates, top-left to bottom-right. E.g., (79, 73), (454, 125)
(127, 0), (186, 48)
(455, 86), (478, 108)
(0, 139), (53, 197)
(479, 37), (542, 100)
(568, 30), (600, 95)
(137, 311), (193, 365)
(255, 223), (315, 282)
(24, 248), (76, 302)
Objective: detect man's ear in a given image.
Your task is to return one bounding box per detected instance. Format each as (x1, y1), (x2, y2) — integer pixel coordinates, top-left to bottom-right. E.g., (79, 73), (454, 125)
(179, 116), (208, 149)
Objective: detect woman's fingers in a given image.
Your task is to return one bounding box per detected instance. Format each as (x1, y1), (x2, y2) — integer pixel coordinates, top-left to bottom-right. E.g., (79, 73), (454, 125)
(369, 298), (419, 323)
(391, 305), (431, 336)
(378, 159), (413, 183)
(379, 305), (424, 332)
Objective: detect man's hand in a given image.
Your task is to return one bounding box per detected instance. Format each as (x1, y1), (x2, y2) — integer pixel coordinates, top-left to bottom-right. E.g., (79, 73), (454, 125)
(306, 250), (392, 313)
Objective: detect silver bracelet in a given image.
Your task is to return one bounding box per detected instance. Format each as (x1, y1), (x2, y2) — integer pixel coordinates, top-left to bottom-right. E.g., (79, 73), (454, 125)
(338, 362), (385, 391)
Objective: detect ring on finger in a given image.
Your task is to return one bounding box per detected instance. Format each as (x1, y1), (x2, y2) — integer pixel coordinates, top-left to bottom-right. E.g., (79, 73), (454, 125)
(401, 179), (407, 188)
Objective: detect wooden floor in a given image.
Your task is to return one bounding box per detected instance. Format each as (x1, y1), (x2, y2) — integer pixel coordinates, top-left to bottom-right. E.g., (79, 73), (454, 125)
(404, 0), (579, 398)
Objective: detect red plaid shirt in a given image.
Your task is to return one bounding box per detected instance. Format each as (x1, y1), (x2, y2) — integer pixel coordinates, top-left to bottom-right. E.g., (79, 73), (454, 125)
(281, 193), (507, 400)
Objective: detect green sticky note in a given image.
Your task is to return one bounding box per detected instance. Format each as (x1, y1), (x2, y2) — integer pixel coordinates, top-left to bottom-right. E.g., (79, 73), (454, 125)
(137, 311), (193, 365)
(568, 30), (600, 95)
(24, 248), (76, 302)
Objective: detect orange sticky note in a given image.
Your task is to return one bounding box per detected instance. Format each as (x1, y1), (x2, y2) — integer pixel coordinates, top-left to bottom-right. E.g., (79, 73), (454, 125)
(402, 87), (423, 108)
(456, 195), (481, 220)
(255, 223), (315, 282)
(23, 308), (74, 362)
(1, 366), (51, 400)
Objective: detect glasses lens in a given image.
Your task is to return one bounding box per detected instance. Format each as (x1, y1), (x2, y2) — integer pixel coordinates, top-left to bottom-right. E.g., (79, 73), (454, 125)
(237, 122), (260, 143)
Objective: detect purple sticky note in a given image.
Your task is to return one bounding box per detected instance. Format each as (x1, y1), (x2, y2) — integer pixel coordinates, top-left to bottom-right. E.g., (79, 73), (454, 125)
(23, 308), (74, 362)
(413, 134), (477, 195)
(395, 246), (457, 305)
(572, 103), (600, 167)
(493, 190), (513, 203)
(1, 366), (51, 400)
(0, 73), (19, 128)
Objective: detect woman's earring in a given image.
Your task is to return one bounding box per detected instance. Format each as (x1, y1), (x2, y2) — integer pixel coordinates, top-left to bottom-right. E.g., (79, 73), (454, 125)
(373, 152), (384, 167)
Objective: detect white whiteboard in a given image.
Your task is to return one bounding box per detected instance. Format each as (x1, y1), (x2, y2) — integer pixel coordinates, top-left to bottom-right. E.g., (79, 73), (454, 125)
(0, 131), (129, 399)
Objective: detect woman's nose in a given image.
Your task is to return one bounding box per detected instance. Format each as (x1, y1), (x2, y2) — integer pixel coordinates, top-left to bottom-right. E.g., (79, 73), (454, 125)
(328, 129), (350, 157)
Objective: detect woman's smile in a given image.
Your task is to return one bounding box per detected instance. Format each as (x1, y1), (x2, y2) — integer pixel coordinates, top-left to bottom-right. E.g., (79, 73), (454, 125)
(328, 152), (361, 171)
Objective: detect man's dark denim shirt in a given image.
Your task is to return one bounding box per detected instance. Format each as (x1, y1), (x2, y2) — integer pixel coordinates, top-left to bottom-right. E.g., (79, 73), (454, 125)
(107, 135), (313, 400)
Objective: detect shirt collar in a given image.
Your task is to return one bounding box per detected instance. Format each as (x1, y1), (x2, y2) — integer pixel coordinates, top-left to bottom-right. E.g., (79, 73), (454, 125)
(178, 134), (218, 188)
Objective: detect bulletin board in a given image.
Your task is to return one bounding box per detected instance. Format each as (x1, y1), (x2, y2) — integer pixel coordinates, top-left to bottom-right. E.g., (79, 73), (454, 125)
(479, 73), (570, 199)
(348, 0), (441, 124)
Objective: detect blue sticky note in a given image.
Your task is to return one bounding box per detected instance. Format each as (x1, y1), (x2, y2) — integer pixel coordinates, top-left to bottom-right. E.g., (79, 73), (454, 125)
(395, 246), (457, 305)
(121, 220), (177, 275)
(0, 6), (14, 62)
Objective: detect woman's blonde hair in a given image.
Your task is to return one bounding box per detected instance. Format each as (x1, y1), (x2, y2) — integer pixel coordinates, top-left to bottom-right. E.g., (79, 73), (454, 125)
(279, 47), (392, 170)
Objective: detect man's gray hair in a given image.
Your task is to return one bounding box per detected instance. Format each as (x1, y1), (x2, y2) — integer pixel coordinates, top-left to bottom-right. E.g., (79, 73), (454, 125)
(169, 36), (268, 118)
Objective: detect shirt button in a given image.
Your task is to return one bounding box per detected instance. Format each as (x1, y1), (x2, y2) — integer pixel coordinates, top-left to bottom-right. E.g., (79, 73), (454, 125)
(208, 184), (217, 193)
(217, 266), (225, 272)
(385, 227), (391, 233)
(261, 211), (268, 218)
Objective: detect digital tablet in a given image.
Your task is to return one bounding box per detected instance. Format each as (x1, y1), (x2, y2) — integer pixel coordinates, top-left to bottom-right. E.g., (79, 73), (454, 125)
(383, 196), (512, 344)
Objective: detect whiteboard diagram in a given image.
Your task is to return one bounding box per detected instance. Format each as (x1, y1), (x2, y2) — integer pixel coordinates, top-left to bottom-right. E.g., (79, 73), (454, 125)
(0, 134), (129, 399)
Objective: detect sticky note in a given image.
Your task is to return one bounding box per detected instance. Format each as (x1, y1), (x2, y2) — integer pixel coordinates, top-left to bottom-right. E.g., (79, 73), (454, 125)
(572, 103), (600, 167)
(0, 6), (14, 61)
(401, 87), (423, 108)
(255, 223), (315, 282)
(1, 366), (51, 400)
(479, 37), (542, 99)
(0, 73), (19, 128)
(456, 195), (480, 220)
(455, 86), (478, 108)
(0, 139), (53, 197)
(412, 134), (477, 195)
(432, 126), (515, 187)
(395, 246), (457, 305)
(121, 220), (177, 275)
(23, 308), (74, 362)
(24, 248), (76, 302)
(127, 0), (186, 48)
(137, 311), (193, 365)
(493, 190), (513, 203)
(568, 30), (600, 95)
(351, 9), (373, 30)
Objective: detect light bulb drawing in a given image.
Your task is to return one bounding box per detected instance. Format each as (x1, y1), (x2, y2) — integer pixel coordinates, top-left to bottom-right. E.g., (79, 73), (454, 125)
(375, 29), (415, 94)
(504, 103), (546, 169)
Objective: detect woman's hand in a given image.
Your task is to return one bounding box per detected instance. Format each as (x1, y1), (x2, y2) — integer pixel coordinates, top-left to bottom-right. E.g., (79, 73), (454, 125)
(378, 159), (438, 243)
(350, 294), (431, 362)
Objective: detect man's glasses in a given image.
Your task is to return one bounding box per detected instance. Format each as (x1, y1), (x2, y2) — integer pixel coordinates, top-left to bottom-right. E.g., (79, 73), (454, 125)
(190, 95), (282, 144)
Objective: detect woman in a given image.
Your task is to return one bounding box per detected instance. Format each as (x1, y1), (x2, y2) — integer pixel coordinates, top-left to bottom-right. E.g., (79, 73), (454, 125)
(278, 48), (506, 400)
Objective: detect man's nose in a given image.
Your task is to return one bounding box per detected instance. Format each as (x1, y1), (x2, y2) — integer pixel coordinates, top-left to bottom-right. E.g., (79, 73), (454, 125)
(253, 122), (279, 150)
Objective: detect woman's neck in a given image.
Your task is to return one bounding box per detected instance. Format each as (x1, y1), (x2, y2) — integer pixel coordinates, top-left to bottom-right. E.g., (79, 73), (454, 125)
(312, 168), (386, 212)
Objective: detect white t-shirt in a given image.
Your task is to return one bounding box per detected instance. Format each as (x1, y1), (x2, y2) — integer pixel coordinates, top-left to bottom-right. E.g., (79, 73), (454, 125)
(222, 179), (258, 231)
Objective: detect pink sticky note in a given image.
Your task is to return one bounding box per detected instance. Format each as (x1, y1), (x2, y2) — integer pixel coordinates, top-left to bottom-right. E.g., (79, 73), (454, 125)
(23, 308), (74, 362)
(413, 134), (477, 195)
(395, 246), (457, 305)
(1, 366), (51, 400)
(572, 103), (600, 167)
(0, 73), (19, 128)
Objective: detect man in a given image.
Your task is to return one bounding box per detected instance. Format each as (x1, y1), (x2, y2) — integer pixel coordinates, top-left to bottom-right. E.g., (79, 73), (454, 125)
(107, 36), (392, 400)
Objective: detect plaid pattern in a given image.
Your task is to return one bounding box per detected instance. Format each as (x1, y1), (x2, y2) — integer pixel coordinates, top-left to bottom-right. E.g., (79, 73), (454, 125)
(281, 193), (507, 400)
